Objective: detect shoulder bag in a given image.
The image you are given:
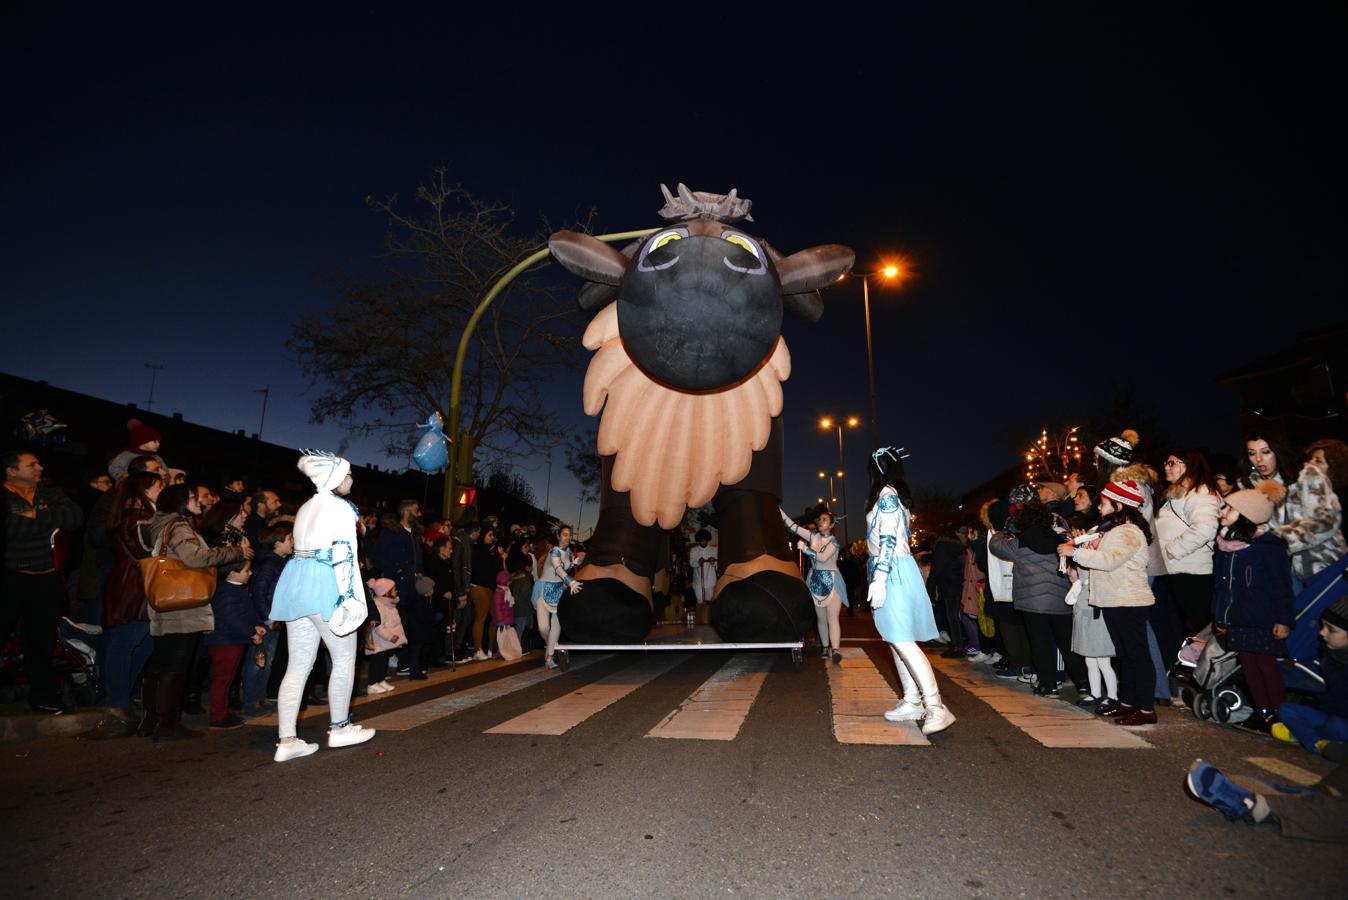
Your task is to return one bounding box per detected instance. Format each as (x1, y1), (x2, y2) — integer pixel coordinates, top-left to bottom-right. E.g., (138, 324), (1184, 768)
(139, 518), (217, 612)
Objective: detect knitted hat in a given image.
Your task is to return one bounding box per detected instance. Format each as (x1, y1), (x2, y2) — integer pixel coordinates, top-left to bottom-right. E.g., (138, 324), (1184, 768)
(1095, 436), (1133, 466)
(368, 577), (395, 598)
(127, 418), (161, 449)
(1223, 480), (1287, 525)
(1322, 598), (1348, 632)
(296, 449), (351, 492)
(1037, 482), (1069, 501)
(1101, 479), (1144, 509)
(1008, 484), (1037, 506)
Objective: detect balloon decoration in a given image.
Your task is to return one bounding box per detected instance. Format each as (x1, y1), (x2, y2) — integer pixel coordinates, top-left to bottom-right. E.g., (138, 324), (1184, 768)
(548, 185), (854, 643)
(410, 412), (450, 474)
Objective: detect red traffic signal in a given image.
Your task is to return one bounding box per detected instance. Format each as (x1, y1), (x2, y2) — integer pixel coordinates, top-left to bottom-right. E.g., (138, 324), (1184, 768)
(457, 488), (477, 506)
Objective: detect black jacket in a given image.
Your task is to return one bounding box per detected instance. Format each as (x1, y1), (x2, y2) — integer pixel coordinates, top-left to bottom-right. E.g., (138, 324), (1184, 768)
(3, 484), (83, 571)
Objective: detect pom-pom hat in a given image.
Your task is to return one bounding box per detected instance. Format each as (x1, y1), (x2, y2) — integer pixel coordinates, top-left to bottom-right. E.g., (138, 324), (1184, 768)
(1101, 479), (1145, 509)
(127, 418), (161, 449)
(1095, 436), (1133, 466)
(1223, 480), (1286, 525)
(368, 578), (395, 598)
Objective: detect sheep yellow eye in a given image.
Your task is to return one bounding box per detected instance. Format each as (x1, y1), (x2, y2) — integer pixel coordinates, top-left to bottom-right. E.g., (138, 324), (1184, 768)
(652, 231), (682, 250)
(723, 233), (759, 258)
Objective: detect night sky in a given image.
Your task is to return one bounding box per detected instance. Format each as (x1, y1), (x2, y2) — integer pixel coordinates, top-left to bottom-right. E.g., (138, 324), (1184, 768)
(5, 5), (1345, 528)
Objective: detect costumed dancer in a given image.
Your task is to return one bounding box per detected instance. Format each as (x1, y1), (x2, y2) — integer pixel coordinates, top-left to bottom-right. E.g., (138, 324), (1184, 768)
(688, 529), (718, 619)
(269, 451), (376, 762)
(535, 525), (581, 670)
(867, 447), (956, 735)
(780, 508), (847, 661)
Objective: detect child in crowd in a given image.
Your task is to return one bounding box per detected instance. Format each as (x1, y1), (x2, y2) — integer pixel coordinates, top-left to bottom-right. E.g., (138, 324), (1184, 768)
(1273, 598), (1348, 755)
(203, 560), (266, 730)
(1212, 480), (1295, 734)
(365, 578), (405, 694)
(243, 521), (292, 718)
(493, 569), (521, 659)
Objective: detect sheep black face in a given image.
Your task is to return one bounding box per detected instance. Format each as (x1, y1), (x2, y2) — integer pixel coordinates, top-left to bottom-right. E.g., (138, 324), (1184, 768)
(621, 220), (780, 391)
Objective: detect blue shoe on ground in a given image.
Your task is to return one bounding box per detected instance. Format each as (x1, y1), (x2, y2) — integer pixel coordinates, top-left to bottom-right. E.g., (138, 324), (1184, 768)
(1186, 759), (1254, 823)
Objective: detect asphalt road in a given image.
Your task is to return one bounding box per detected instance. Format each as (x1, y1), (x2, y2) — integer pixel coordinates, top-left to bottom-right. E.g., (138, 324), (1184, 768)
(1, 613), (1339, 899)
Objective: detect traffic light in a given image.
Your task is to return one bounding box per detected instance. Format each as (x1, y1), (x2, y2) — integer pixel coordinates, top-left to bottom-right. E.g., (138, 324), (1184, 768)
(457, 487), (477, 507)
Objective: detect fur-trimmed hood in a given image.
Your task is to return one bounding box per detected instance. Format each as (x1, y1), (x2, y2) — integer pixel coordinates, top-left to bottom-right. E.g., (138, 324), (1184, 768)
(1115, 462), (1159, 488)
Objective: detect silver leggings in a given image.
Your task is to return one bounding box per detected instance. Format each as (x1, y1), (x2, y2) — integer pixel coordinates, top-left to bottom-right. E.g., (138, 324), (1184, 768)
(277, 614), (357, 739)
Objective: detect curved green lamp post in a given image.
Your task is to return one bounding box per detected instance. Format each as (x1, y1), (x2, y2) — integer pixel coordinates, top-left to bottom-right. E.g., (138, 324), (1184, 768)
(443, 227), (658, 519)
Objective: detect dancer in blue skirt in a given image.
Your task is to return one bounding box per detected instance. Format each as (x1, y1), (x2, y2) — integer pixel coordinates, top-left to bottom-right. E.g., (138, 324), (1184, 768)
(866, 447), (955, 735)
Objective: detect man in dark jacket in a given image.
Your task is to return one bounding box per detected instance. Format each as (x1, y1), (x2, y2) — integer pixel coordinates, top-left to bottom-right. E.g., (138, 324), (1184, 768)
(371, 500), (427, 679)
(2, 450), (83, 713)
(450, 523), (478, 657)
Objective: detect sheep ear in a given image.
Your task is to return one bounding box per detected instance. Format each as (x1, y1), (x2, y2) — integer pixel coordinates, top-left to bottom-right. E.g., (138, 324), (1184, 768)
(575, 241), (641, 310)
(783, 291), (825, 322)
(548, 230), (630, 285)
(775, 244), (855, 295)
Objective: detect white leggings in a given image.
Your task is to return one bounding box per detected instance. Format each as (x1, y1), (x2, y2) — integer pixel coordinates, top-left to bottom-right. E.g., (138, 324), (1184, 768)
(814, 592), (843, 650)
(1085, 656), (1118, 700)
(277, 614), (357, 739)
(536, 602), (562, 659)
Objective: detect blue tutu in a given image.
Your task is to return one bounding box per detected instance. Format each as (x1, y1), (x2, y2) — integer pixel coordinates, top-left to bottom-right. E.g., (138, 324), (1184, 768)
(269, 556), (340, 623)
(868, 555), (938, 643)
(530, 579), (545, 609)
(540, 581), (566, 608)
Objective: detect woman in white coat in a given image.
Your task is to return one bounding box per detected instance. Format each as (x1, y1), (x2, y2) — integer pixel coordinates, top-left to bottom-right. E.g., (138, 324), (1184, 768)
(1155, 449), (1221, 636)
(269, 451), (376, 762)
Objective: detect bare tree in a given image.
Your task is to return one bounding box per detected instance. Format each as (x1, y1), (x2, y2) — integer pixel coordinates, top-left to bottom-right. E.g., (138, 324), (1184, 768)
(563, 429), (600, 506)
(290, 169), (587, 469)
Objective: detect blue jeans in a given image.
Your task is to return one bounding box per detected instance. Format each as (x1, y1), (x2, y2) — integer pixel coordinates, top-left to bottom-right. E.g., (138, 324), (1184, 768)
(1277, 702), (1348, 754)
(103, 621), (152, 709)
(243, 629), (280, 711)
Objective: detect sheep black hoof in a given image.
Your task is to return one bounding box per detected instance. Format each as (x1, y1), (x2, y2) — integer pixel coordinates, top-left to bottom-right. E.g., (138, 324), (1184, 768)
(711, 571), (813, 642)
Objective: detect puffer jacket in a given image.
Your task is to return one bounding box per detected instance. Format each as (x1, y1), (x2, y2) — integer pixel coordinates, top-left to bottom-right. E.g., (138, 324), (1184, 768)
(139, 512), (246, 636)
(1155, 484), (1220, 575)
(1212, 530), (1295, 655)
(989, 526), (1071, 615)
(249, 548), (286, 622)
(203, 579), (260, 647)
(1273, 462), (1348, 581)
(1073, 522), (1155, 608)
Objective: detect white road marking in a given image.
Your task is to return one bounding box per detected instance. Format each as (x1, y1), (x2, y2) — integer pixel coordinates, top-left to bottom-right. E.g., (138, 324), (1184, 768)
(486, 654), (689, 735)
(929, 655), (1151, 749)
(827, 647), (929, 745)
(358, 655), (608, 732)
(646, 654), (772, 741)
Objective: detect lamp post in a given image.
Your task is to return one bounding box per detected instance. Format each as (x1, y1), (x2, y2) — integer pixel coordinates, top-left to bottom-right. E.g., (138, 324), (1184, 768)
(818, 416), (859, 543)
(842, 262), (905, 450)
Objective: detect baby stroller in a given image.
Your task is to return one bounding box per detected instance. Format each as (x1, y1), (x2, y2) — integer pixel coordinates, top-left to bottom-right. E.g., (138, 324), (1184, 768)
(0, 617), (99, 708)
(1175, 554), (1348, 725)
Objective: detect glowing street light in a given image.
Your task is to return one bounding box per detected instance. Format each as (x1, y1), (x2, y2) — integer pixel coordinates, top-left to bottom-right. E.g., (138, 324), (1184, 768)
(839, 259), (910, 450)
(818, 415), (860, 543)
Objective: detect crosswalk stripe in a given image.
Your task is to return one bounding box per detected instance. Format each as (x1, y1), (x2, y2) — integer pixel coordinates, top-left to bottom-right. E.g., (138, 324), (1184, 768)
(358, 655), (608, 732)
(485, 654), (690, 735)
(827, 647), (929, 745)
(1244, 756), (1323, 787)
(645, 654), (772, 741)
(929, 655), (1152, 749)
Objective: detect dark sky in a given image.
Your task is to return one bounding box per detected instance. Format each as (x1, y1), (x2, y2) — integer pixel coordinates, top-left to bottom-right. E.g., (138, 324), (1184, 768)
(5, 5), (1345, 528)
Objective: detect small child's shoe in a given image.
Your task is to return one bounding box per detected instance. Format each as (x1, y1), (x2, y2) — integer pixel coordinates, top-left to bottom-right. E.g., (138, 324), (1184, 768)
(1186, 759), (1255, 822)
(1269, 722), (1296, 744)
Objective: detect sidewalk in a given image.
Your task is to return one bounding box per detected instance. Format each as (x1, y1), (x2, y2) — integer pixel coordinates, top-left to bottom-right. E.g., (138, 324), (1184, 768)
(0, 709), (103, 742)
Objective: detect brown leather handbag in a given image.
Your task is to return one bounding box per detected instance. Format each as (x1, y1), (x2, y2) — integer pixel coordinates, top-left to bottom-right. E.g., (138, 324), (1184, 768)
(139, 519), (217, 613)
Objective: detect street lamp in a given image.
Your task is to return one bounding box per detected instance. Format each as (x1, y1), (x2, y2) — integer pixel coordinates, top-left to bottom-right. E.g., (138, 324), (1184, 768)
(838, 260), (908, 450)
(818, 416), (860, 543)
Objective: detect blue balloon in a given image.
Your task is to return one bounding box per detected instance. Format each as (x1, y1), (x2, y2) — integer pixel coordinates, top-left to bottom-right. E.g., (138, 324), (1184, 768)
(411, 412), (450, 474)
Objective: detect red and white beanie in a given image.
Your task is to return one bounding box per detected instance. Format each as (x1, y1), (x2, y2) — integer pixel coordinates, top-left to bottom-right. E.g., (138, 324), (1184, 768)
(1101, 479), (1144, 509)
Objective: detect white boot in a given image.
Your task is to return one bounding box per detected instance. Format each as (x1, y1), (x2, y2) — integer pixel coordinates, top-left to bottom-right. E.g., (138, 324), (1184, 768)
(884, 646), (924, 722)
(328, 723), (376, 749)
(898, 642), (957, 735)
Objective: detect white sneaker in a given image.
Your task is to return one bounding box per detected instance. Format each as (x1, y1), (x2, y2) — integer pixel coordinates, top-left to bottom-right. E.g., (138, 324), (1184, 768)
(937, 631), (952, 644)
(921, 705), (956, 735)
(472, 650), (489, 661)
(328, 723), (376, 749)
(883, 700), (925, 723)
(379, 680), (396, 692)
(273, 740), (319, 763)
(368, 681), (394, 694)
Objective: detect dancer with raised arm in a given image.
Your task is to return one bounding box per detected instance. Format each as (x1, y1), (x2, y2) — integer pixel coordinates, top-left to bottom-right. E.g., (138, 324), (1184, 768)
(866, 447), (956, 735)
(269, 451), (376, 762)
(536, 525), (581, 670)
(780, 508), (847, 662)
